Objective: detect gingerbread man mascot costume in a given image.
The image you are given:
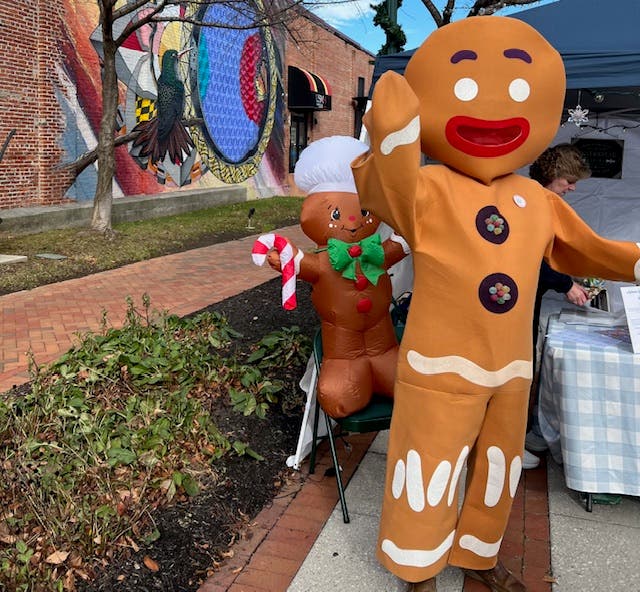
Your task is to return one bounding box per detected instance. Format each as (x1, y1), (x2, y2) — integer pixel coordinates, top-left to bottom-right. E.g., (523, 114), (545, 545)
(351, 16), (640, 592)
(264, 136), (408, 418)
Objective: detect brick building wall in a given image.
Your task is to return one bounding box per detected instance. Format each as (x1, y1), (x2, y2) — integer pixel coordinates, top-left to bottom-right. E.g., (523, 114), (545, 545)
(0, 0), (73, 209)
(284, 12), (374, 192)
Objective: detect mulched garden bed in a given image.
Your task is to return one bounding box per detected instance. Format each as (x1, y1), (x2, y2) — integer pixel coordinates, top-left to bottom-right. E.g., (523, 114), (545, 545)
(80, 278), (319, 591)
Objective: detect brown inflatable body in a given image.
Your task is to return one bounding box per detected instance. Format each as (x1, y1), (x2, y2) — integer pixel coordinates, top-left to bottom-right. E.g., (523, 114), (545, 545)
(351, 16), (640, 583)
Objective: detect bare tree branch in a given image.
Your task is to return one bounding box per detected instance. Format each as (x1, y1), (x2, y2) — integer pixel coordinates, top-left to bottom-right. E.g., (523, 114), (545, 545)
(56, 117), (204, 178)
(418, 0), (443, 28)
(442, 0), (455, 24)
(468, 0), (541, 17)
(0, 130), (15, 164)
(116, 0), (308, 46)
(415, 0), (542, 25)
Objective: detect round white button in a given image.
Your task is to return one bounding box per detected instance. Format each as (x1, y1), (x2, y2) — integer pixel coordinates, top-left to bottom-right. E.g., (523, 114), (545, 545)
(513, 194), (527, 208)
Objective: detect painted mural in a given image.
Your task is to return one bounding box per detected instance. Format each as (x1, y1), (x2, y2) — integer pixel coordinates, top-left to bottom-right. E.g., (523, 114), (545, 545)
(59, 0), (286, 201)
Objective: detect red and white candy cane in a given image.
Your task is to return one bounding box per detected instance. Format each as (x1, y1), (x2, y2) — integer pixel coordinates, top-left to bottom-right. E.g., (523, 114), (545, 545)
(251, 233), (297, 310)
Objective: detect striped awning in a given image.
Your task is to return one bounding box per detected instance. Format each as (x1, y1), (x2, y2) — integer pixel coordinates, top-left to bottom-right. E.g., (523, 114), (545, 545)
(287, 66), (332, 111)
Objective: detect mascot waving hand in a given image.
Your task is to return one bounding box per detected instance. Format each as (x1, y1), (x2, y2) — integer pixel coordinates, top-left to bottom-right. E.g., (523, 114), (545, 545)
(352, 16), (640, 592)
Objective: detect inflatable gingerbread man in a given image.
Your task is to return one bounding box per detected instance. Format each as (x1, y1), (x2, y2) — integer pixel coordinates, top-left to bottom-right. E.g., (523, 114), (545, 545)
(264, 136), (408, 418)
(351, 16), (640, 592)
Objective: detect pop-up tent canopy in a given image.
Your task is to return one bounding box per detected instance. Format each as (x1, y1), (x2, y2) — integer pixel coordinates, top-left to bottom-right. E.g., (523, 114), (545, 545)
(371, 0), (640, 117)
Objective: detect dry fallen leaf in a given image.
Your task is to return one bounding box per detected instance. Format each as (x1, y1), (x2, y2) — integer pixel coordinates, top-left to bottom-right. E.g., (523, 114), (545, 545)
(45, 550), (70, 565)
(143, 555), (160, 572)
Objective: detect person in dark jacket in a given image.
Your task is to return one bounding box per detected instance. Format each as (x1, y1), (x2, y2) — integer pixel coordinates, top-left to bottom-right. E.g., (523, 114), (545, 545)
(525, 144), (592, 464)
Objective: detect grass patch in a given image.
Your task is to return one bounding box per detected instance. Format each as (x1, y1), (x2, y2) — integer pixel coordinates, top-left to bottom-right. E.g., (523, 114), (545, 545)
(0, 196), (303, 295)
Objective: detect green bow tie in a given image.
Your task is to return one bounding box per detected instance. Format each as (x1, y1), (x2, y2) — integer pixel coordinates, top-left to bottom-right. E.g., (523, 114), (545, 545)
(327, 234), (385, 285)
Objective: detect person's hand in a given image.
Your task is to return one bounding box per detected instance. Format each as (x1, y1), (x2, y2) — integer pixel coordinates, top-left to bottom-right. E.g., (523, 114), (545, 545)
(565, 282), (590, 306)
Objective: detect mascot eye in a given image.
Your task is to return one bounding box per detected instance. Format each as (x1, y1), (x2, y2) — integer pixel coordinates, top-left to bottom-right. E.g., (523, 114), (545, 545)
(509, 78), (530, 102)
(361, 209), (370, 217)
(331, 208), (341, 221)
(454, 77), (478, 102)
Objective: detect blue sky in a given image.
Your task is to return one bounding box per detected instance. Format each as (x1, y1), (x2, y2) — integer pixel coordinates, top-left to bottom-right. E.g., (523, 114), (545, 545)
(309, 0), (559, 55)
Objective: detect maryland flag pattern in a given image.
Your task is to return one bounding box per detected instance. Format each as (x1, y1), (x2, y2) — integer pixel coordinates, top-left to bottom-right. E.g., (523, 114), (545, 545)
(135, 97), (157, 123)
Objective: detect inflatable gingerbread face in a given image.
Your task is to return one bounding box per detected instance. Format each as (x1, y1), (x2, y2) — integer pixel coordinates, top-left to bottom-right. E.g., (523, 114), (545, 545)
(404, 16), (565, 184)
(299, 191), (381, 248)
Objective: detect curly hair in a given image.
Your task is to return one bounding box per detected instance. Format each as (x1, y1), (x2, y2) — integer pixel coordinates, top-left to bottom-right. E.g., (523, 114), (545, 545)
(529, 143), (591, 186)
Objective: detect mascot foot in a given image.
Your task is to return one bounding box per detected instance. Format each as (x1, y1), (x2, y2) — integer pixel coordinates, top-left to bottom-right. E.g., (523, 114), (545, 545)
(406, 577), (436, 592)
(462, 561), (526, 592)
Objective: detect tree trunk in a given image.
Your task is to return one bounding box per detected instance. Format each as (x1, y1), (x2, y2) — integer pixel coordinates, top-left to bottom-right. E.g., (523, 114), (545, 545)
(92, 12), (119, 234)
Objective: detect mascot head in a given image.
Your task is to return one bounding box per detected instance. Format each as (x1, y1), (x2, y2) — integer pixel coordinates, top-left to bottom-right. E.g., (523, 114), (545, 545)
(404, 16), (565, 184)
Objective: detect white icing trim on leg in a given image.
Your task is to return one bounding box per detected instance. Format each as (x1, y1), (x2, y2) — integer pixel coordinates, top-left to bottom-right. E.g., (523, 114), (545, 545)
(392, 458), (406, 499)
(458, 534), (503, 558)
(381, 530), (456, 568)
(484, 446), (506, 508)
(427, 460), (451, 507)
(427, 460), (452, 507)
(406, 449), (426, 512)
(407, 351), (532, 387)
(380, 116), (420, 156)
(509, 456), (523, 498)
(448, 446), (469, 506)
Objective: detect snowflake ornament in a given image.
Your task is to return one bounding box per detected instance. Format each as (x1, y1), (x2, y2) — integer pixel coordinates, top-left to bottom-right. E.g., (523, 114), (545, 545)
(567, 104), (589, 127)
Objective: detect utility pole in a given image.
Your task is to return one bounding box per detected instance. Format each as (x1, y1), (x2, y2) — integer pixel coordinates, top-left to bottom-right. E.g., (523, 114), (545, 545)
(385, 0), (399, 54)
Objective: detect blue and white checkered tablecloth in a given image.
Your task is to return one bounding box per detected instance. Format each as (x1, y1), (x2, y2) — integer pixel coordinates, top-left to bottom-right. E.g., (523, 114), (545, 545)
(538, 312), (640, 496)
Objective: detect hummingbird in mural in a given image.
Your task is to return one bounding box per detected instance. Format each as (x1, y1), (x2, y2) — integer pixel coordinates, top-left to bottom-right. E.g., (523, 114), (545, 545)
(132, 48), (195, 166)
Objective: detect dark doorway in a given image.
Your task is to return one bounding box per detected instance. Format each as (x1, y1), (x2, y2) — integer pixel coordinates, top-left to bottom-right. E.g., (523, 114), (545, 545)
(289, 112), (309, 173)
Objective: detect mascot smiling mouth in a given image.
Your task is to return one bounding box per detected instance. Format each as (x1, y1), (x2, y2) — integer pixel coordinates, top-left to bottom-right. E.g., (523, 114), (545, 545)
(445, 115), (530, 157)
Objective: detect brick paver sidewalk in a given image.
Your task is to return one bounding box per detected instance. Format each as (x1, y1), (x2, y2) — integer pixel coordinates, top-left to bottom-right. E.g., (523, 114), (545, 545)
(0, 226), (312, 392)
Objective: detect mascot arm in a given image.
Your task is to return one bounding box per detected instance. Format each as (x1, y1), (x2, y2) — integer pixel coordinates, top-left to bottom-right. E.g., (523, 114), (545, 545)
(352, 72), (422, 244)
(546, 191), (640, 283)
(266, 242), (320, 283)
(297, 251), (320, 284)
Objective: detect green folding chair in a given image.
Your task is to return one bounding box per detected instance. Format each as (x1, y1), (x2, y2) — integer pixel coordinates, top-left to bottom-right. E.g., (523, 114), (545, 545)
(308, 326), (402, 523)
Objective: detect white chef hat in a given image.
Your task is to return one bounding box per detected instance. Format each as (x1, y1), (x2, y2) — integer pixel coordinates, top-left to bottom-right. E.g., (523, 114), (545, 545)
(294, 135), (370, 195)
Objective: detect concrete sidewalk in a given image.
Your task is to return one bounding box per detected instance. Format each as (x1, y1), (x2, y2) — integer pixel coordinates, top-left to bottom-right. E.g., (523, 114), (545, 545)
(2, 227), (639, 592)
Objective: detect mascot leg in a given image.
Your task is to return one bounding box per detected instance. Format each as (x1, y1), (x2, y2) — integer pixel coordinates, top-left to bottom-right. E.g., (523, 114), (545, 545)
(375, 382), (528, 584)
(449, 387), (529, 569)
(376, 383), (487, 582)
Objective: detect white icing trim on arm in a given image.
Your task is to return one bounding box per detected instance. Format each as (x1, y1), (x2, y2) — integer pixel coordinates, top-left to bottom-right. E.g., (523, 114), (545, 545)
(380, 116), (420, 156)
